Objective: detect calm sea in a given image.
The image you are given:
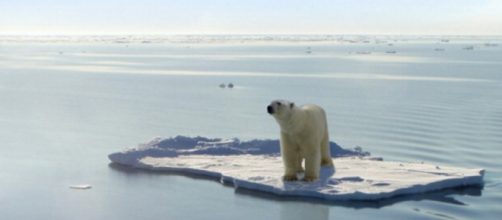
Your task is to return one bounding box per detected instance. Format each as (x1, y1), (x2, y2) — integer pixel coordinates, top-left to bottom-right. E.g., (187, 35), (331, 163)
(1, 36), (501, 219)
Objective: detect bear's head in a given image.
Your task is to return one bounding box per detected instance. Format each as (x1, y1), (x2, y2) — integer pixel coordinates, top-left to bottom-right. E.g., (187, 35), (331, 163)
(267, 100), (295, 120)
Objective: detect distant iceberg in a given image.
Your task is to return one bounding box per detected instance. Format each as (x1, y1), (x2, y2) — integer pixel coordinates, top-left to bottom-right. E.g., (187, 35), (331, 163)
(108, 136), (484, 201)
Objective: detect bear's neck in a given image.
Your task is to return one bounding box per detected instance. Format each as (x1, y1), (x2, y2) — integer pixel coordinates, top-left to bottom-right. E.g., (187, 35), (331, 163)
(278, 107), (305, 134)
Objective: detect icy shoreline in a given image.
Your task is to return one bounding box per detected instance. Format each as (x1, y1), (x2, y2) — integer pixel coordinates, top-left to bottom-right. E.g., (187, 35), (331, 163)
(108, 136), (484, 201)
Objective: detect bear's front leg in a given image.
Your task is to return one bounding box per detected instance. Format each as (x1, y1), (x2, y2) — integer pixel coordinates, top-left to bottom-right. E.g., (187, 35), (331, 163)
(281, 133), (299, 181)
(303, 148), (321, 182)
(282, 150), (299, 181)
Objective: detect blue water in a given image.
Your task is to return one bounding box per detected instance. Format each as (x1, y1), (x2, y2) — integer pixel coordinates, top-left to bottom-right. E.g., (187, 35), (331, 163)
(1, 37), (502, 219)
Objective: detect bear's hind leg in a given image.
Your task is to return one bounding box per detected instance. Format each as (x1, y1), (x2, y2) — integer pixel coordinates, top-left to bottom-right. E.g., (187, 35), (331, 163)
(304, 148), (321, 182)
(320, 131), (334, 167)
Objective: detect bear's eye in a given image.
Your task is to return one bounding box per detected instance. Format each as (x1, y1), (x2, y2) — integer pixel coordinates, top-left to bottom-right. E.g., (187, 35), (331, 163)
(277, 102), (282, 106)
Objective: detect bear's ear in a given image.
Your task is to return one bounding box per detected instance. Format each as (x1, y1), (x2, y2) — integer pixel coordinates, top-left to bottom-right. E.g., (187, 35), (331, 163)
(290, 102), (295, 108)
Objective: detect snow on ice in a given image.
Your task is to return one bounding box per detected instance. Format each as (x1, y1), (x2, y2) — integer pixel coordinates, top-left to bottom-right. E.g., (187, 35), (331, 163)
(108, 136), (484, 201)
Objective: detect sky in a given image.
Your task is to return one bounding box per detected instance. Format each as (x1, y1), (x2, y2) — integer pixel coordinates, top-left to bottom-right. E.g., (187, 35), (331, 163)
(1, 0), (501, 35)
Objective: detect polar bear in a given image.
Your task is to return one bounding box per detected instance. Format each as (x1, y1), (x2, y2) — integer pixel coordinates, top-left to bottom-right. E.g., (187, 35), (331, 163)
(267, 100), (333, 181)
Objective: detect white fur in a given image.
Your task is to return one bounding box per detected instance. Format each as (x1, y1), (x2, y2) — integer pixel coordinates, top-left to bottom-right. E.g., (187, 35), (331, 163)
(267, 100), (333, 181)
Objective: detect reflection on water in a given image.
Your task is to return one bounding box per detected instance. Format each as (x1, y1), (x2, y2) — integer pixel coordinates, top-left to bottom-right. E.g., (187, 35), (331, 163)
(280, 202), (329, 220)
(234, 180), (482, 209)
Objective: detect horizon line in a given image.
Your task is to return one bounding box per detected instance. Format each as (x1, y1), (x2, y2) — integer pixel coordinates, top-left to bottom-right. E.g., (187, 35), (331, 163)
(1, 33), (502, 37)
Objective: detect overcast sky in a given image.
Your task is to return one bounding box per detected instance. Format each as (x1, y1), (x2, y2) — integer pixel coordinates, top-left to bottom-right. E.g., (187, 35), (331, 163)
(1, 0), (501, 35)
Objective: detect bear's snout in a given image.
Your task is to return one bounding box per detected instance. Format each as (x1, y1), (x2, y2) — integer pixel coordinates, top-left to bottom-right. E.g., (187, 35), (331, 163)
(267, 105), (274, 114)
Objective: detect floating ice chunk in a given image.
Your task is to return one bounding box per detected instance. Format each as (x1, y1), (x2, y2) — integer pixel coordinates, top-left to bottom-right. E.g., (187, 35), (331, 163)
(114, 155), (483, 201)
(69, 184), (92, 190)
(107, 136), (483, 201)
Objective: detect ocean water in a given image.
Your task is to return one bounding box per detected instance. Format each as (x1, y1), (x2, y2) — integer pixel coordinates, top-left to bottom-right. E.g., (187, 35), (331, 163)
(1, 36), (502, 219)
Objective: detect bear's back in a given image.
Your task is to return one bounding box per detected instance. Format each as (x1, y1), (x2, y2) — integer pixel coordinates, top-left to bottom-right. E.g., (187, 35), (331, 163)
(301, 104), (326, 117)
(299, 104), (327, 128)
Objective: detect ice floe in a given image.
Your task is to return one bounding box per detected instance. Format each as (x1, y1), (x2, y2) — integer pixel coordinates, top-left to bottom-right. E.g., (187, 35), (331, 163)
(69, 184), (92, 190)
(108, 136), (484, 201)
